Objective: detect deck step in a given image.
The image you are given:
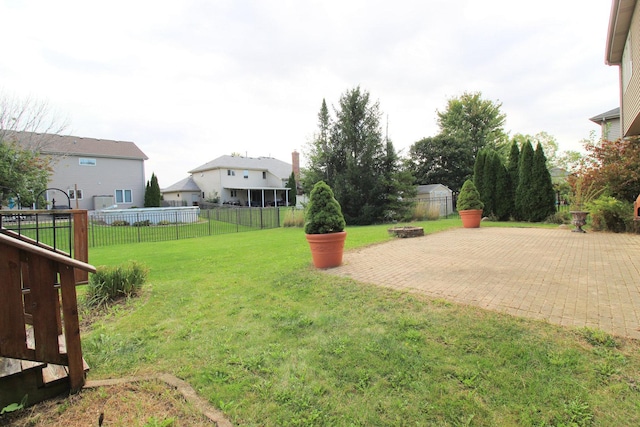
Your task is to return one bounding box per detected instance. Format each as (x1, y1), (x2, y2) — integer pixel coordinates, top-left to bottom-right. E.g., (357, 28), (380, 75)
(0, 356), (90, 408)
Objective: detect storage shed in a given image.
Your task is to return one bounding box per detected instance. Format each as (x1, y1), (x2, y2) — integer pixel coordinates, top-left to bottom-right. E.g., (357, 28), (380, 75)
(415, 184), (454, 217)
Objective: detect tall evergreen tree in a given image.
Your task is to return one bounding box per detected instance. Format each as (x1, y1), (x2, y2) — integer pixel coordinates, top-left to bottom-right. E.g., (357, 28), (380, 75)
(495, 161), (512, 221)
(144, 173), (161, 207)
(473, 150), (487, 201)
(304, 87), (410, 225)
(515, 141), (535, 220)
(481, 151), (499, 217)
(302, 99), (332, 192)
(529, 143), (556, 221)
(285, 171), (297, 207)
(507, 141), (520, 219)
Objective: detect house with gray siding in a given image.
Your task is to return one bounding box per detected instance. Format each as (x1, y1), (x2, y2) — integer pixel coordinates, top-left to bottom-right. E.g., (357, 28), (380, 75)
(589, 107), (621, 141)
(163, 153), (297, 207)
(606, 0), (640, 137)
(5, 131), (148, 210)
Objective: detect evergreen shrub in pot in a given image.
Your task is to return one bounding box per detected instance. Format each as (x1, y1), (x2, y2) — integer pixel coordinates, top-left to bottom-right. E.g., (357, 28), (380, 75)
(457, 179), (484, 228)
(305, 181), (347, 268)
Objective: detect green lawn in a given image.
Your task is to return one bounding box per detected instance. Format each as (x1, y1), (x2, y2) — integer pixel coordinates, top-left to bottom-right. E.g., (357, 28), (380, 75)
(82, 220), (640, 426)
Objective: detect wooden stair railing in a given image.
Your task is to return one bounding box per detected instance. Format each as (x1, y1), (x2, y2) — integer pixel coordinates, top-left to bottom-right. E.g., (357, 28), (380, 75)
(0, 232), (96, 394)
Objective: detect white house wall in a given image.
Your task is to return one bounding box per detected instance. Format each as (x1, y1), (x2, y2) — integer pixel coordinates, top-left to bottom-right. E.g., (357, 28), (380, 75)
(47, 155), (146, 209)
(193, 168), (285, 204)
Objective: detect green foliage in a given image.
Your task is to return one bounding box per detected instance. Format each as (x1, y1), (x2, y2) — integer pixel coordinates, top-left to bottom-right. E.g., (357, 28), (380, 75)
(408, 134), (474, 192)
(0, 141), (49, 208)
(473, 150), (487, 202)
(588, 196), (632, 233)
(578, 327), (618, 348)
(494, 159), (512, 221)
(546, 210), (571, 224)
(144, 173), (161, 208)
(133, 219), (152, 227)
(512, 131), (559, 167)
(303, 87), (411, 225)
(437, 91), (508, 156)
(456, 179), (484, 211)
(304, 181), (345, 234)
(1, 395), (27, 415)
(285, 171), (297, 207)
(515, 140), (535, 220)
(528, 143), (556, 222)
(143, 416), (176, 427)
(85, 261), (148, 307)
(111, 220), (130, 226)
(79, 224), (640, 426)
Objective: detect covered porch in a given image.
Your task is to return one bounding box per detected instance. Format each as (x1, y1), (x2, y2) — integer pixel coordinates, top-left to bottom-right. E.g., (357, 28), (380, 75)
(223, 186), (290, 207)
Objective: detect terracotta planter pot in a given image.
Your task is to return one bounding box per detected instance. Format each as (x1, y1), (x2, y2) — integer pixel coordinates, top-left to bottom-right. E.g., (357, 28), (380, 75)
(459, 209), (483, 228)
(305, 231), (347, 268)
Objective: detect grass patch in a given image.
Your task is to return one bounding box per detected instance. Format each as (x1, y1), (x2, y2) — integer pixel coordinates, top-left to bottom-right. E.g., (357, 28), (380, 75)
(37, 220), (640, 425)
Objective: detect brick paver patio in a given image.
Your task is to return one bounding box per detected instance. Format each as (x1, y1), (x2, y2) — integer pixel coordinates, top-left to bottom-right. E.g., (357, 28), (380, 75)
(325, 227), (640, 340)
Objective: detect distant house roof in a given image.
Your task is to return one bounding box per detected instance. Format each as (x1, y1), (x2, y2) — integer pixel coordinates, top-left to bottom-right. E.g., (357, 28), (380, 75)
(417, 184), (452, 194)
(189, 155), (292, 179)
(162, 176), (201, 193)
(3, 130), (148, 160)
(589, 107), (620, 124)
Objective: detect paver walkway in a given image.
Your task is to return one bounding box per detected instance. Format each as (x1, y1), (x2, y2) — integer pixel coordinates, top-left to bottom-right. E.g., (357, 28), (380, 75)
(325, 227), (640, 340)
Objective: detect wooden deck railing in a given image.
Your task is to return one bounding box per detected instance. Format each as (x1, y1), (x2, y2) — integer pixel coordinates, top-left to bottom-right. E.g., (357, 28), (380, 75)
(0, 231), (95, 393)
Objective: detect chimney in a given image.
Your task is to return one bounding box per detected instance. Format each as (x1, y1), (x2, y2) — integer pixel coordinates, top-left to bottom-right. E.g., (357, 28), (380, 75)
(292, 150), (300, 181)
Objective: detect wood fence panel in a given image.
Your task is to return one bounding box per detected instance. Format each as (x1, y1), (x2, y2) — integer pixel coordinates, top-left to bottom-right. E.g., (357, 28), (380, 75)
(0, 245), (28, 358)
(28, 255), (61, 363)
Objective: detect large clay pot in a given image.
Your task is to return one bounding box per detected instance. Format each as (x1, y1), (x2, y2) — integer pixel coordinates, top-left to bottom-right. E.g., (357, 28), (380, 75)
(305, 231), (347, 268)
(459, 209), (483, 228)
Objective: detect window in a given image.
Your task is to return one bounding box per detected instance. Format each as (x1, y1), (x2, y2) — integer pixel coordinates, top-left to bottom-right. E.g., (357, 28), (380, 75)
(230, 190), (237, 197)
(115, 189), (132, 204)
(79, 158), (96, 166)
(227, 170), (235, 176)
(68, 189), (83, 200)
(262, 171), (267, 179)
(243, 170), (249, 179)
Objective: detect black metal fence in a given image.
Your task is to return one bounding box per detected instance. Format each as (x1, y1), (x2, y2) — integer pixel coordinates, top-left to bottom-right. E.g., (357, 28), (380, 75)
(0, 210), (74, 255)
(87, 206), (281, 247)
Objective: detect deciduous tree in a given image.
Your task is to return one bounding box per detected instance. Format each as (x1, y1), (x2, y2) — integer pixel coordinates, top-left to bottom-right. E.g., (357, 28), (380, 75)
(436, 91), (508, 156)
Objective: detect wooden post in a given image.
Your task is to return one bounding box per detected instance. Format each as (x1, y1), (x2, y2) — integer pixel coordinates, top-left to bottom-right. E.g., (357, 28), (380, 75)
(59, 265), (85, 392)
(72, 210), (89, 284)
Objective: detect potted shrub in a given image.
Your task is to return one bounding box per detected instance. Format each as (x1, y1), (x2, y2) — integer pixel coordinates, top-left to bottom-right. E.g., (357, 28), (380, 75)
(305, 181), (347, 268)
(456, 179), (484, 228)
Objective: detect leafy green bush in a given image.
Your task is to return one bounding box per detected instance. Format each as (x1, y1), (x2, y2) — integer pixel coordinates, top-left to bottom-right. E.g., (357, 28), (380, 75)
(588, 196), (632, 233)
(111, 220), (130, 226)
(133, 219), (151, 227)
(304, 181), (345, 234)
(546, 210), (571, 224)
(85, 261), (148, 307)
(157, 220), (171, 226)
(456, 180), (484, 211)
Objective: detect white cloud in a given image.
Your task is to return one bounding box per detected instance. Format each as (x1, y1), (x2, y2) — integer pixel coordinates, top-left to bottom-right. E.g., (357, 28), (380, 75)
(0, 0), (619, 188)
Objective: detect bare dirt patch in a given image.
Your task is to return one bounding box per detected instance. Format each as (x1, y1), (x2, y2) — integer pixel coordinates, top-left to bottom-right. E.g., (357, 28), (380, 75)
(1, 378), (216, 426)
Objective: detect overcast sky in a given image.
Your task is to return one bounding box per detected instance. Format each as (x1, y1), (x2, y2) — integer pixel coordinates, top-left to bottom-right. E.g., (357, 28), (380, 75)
(0, 0), (619, 188)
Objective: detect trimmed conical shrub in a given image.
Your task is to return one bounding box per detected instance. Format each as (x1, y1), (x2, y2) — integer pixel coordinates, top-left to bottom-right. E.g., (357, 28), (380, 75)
(305, 181), (346, 234)
(456, 179), (484, 211)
